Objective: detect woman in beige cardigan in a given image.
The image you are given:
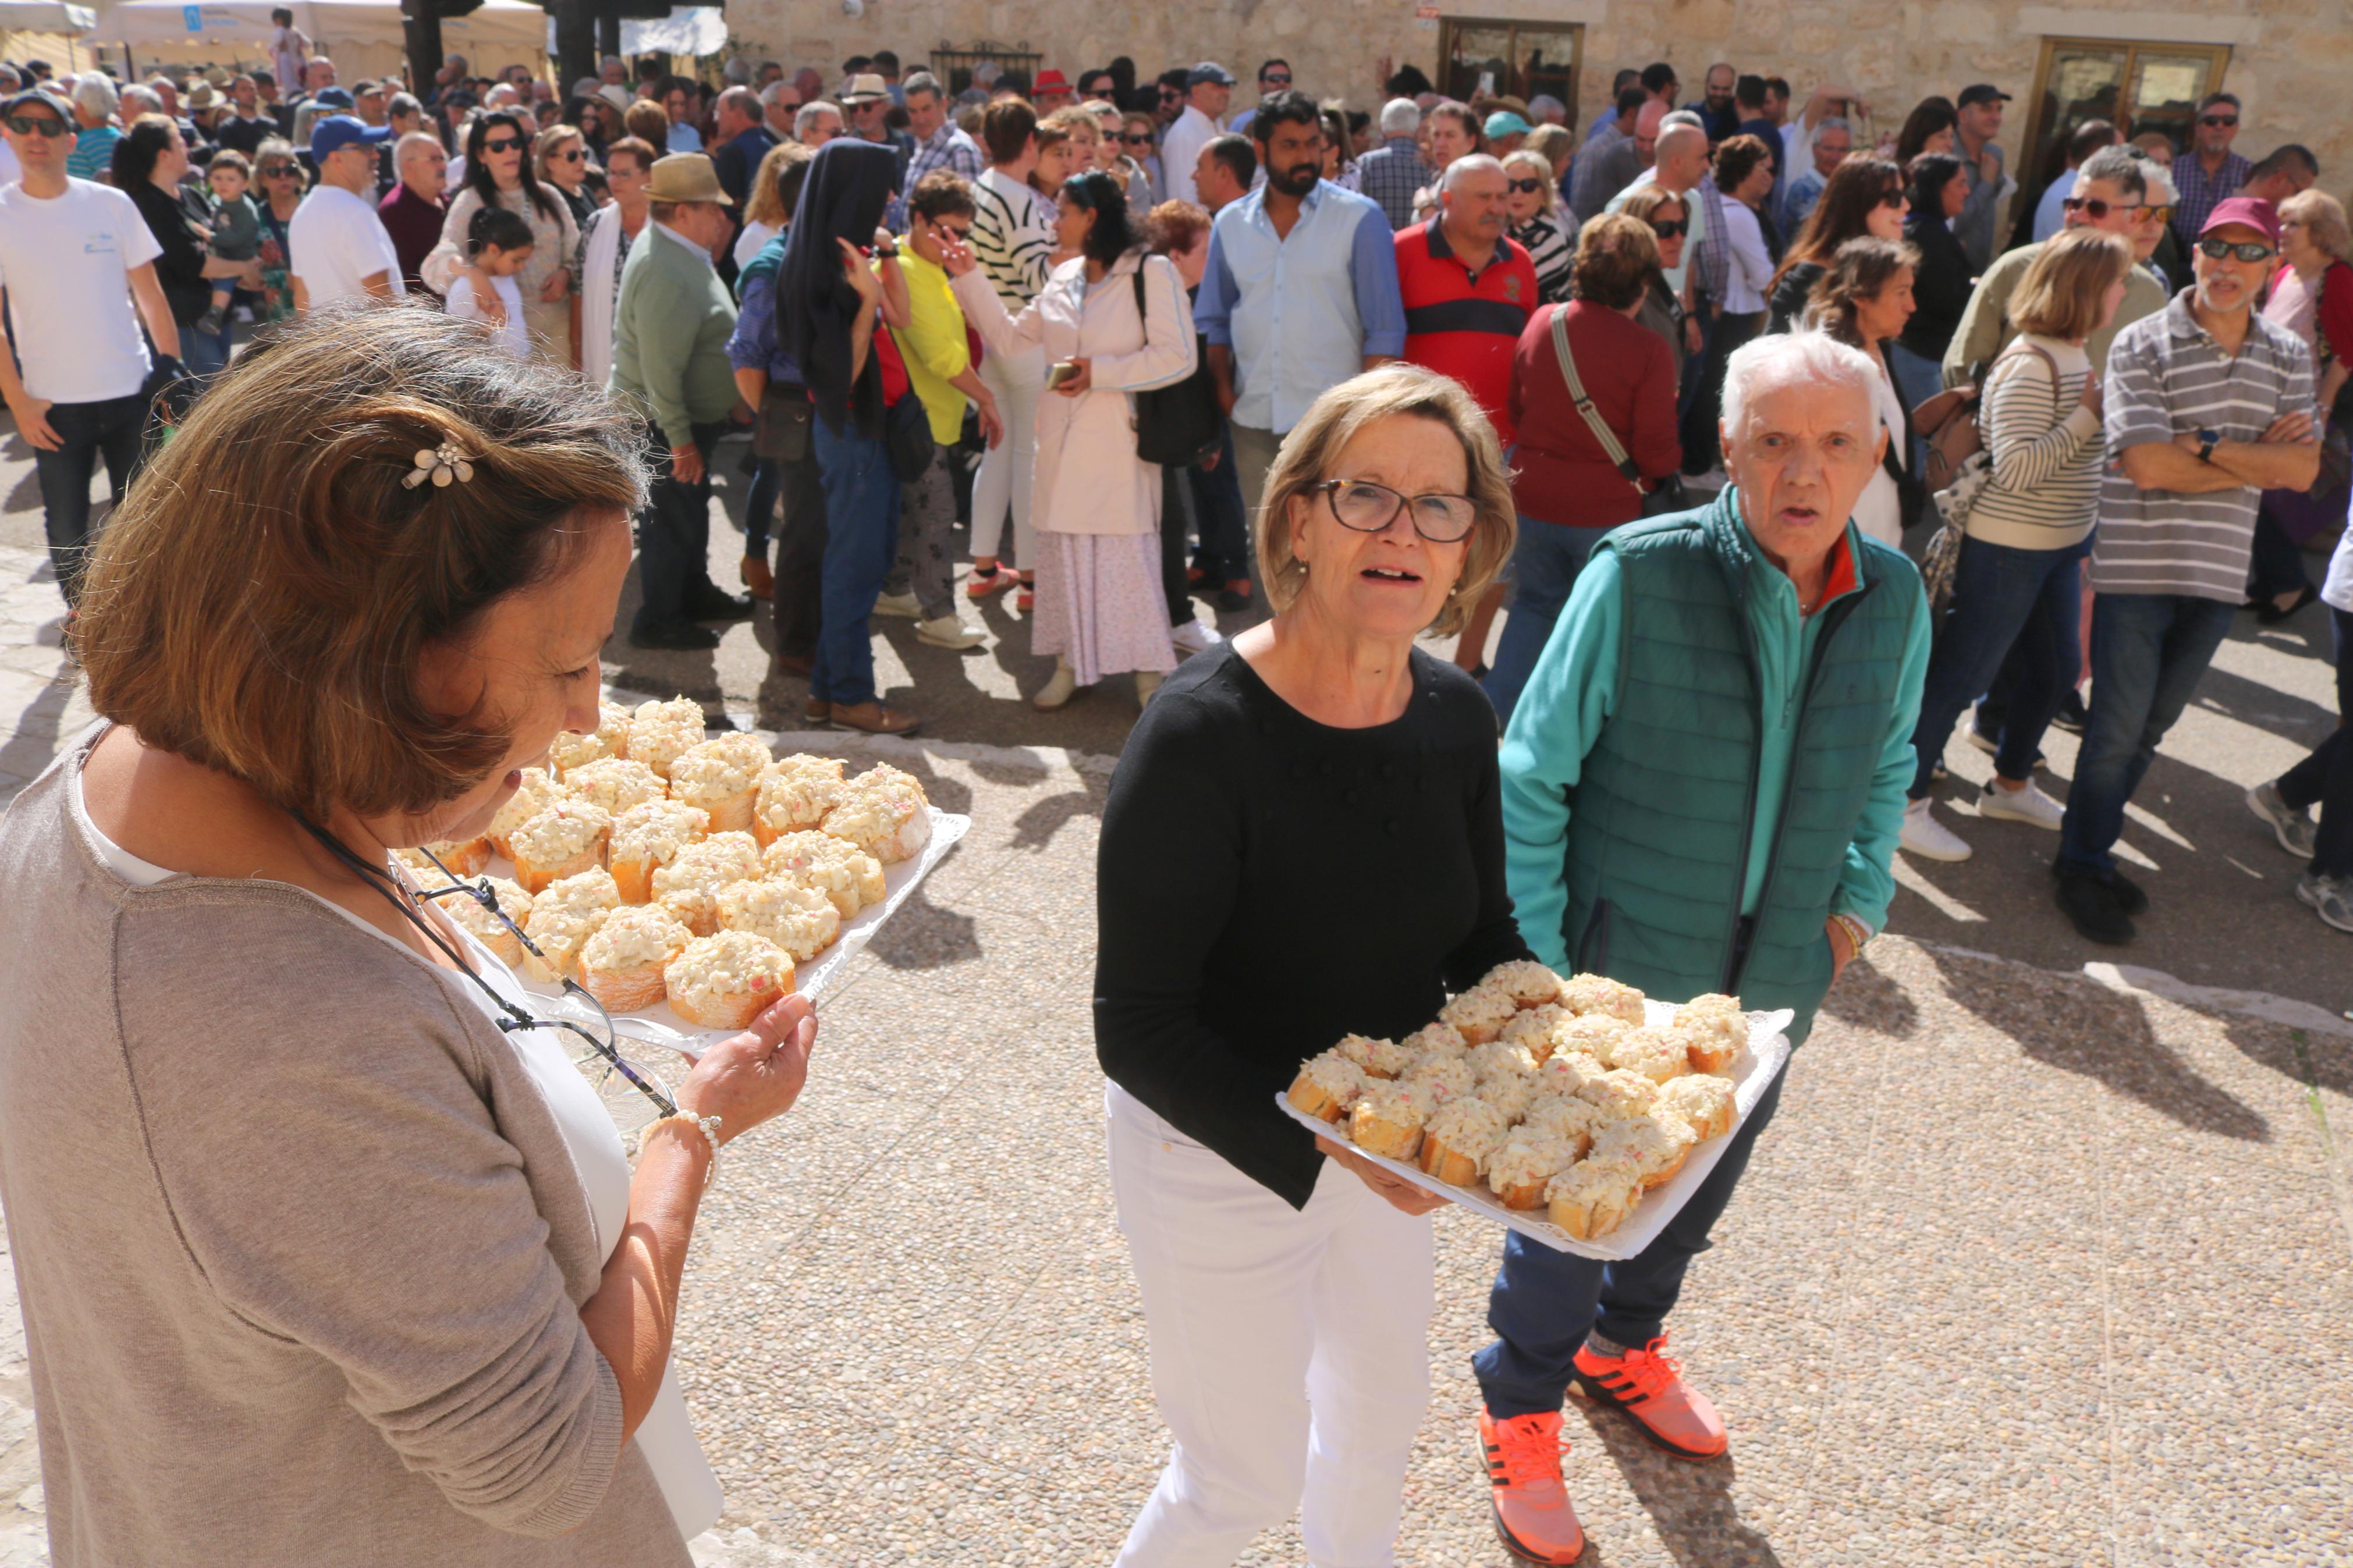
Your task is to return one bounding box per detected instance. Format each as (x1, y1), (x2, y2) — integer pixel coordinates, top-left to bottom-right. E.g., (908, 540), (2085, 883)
(424, 108), (581, 366)
(946, 169), (1198, 710)
(0, 307), (813, 1565)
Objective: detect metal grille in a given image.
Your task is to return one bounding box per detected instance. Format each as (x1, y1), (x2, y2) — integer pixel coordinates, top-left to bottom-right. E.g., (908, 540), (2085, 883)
(927, 38), (1041, 97)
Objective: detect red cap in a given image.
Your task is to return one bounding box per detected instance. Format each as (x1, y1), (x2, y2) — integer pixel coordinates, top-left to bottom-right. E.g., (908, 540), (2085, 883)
(2199, 195), (2280, 246)
(1032, 69), (1072, 95)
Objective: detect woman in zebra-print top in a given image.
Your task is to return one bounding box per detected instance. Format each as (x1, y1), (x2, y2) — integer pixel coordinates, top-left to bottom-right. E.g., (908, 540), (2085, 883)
(1504, 148), (1577, 305)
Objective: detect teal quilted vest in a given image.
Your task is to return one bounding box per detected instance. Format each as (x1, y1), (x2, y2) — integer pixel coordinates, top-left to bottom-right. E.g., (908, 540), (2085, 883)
(1557, 492), (1921, 1046)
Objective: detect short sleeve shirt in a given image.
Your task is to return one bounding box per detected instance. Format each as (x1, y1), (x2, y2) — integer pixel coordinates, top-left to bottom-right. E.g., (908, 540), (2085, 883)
(0, 178), (162, 403)
(287, 184), (407, 305)
(2091, 289), (2316, 602)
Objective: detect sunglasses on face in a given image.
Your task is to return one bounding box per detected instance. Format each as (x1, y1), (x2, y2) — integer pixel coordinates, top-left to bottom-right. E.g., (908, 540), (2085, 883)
(262, 163), (297, 176)
(2197, 236), (2276, 262)
(2063, 195), (2142, 219)
(482, 135), (521, 152)
(1262, 73), (1290, 86)
(552, 147), (585, 162)
(1119, 131), (1152, 145)
(1507, 176), (1544, 194)
(934, 220), (973, 240)
(2201, 115), (2237, 127)
(1649, 218), (1689, 237)
(3, 113), (68, 137)
(1878, 190), (1908, 209)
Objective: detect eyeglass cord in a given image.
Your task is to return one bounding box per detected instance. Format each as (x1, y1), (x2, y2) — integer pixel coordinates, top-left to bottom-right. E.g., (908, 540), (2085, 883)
(290, 814), (680, 1119)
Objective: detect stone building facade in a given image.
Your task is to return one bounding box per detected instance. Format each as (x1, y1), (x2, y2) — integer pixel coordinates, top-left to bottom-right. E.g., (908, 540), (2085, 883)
(737, 0), (2344, 235)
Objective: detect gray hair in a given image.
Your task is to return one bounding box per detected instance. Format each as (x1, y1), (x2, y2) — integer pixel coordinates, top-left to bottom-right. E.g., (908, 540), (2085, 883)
(1722, 330), (1879, 440)
(2135, 153), (2178, 204)
(291, 102), (323, 143)
(903, 70), (943, 102)
(794, 100), (840, 139)
(388, 92), (421, 120)
(716, 84), (758, 119)
(1662, 108), (1706, 131)
(2077, 145), (2148, 201)
(118, 84), (161, 117)
(1440, 152), (1506, 193)
(1528, 94), (1566, 125)
(1379, 96), (1421, 137)
(394, 130), (442, 168)
(1815, 115), (1853, 141)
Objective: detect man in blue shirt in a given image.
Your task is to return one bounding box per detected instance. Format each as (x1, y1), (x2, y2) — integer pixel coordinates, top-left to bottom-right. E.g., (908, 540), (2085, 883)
(708, 86), (778, 209)
(1194, 88), (1406, 580)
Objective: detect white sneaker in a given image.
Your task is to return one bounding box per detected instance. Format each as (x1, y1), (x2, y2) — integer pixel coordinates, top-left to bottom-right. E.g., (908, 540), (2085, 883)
(1978, 777), (2064, 830)
(872, 591), (922, 619)
(1170, 619), (1223, 655)
(915, 614), (986, 650)
(1900, 797), (1973, 862)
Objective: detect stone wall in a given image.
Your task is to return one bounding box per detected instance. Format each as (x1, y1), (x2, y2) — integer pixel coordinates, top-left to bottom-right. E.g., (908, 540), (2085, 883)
(737, 0), (2350, 207)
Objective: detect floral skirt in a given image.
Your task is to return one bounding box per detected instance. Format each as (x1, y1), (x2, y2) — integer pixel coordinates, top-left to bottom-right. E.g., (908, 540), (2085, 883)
(1032, 531), (1177, 687)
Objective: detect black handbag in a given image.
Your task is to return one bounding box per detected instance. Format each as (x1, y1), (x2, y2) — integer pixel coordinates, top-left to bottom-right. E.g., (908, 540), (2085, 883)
(883, 386), (936, 482)
(753, 381), (814, 464)
(1128, 264), (1223, 467)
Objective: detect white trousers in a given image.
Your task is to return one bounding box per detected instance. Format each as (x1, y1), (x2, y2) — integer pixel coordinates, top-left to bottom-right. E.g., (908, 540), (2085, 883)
(1106, 1085), (1433, 1568)
(971, 343), (1045, 570)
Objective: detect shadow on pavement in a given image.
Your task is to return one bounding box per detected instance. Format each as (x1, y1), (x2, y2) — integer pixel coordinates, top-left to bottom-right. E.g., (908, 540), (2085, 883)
(1006, 783), (1105, 852)
(1817, 949), (1919, 1037)
(1920, 947), (2271, 1142)
(2224, 1015), (2353, 1099)
(1585, 1409), (1785, 1568)
(863, 880), (982, 972)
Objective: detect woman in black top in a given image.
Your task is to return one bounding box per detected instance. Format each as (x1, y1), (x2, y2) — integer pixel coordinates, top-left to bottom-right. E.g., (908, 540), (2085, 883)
(113, 115), (258, 378)
(1899, 153), (1972, 365)
(1763, 156), (1907, 334)
(1095, 363), (1526, 1560)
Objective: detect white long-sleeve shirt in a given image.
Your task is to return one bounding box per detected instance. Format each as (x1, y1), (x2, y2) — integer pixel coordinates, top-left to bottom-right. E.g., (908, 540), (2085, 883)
(1160, 105), (1219, 207)
(1716, 200), (1776, 314)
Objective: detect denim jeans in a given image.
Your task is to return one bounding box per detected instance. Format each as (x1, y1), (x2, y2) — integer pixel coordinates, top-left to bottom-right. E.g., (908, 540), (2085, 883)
(1908, 534), (2090, 795)
(2276, 604), (2353, 878)
(30, 392), (149, 607)
(1482, 515), (1616, 727)
(1680, 310), (1761, 475)
(179, 318), (230, 379)
(810, 416), (900, 706)
(1886, 342), (1943, 475)
(1474, 1066), (1788, 1417)
(742, 457), (778, 557)
(2246, 500), (2315, 601)
(2057, 592), (2238, 873)
(1185, 428), (1250, 585)
(633, 419), (728, 634)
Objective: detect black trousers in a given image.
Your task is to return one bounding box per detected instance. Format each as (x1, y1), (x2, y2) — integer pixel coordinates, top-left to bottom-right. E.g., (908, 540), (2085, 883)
(770, 447), (828, 662)
(2277, 604), (2353, 879)
(635, 419), (728, 633)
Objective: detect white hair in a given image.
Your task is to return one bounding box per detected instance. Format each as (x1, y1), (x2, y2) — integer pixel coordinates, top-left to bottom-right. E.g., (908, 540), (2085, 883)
(1721, 330), (1879, 440)
(794, 100), (840, 138)
(1815, 115), (1852, 140)
(118, 84), (162, 117)
(1661, 108), (1706, 131)
(73, 73), (119, 115)
(1379, 97), (1420, 137)
(1528, 94), (1566, 125)
(394, 129), (442, 166)
(2138, 155), (2178, 204)
(1440, 152), (1506, 194)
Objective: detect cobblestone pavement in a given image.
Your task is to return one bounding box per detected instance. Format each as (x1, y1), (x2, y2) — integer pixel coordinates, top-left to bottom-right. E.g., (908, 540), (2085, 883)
(3, 422), (2351, 1564)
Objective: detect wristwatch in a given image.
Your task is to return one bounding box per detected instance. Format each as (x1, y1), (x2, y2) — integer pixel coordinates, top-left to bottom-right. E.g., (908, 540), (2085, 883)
(871, 240), (900, 259)
(2196, 427), (2221, 463)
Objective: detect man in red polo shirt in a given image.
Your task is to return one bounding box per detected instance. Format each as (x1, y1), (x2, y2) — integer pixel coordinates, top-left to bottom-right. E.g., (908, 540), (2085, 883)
(1396, 154), (1538, 445)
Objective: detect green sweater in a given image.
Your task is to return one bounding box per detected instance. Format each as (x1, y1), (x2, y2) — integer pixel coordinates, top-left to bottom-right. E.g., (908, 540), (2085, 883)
(1499, 494), (1929, 1030)
(608, 223), (739, 448)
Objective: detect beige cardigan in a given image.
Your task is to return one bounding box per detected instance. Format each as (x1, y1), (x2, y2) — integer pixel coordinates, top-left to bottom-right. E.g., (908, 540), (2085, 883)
(0, 726), (689, 1566)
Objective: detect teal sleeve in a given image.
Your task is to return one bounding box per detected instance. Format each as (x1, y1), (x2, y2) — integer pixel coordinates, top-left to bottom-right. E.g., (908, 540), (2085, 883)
(1497, 552), (1624, 972)
(1832, 576), (1931, 933)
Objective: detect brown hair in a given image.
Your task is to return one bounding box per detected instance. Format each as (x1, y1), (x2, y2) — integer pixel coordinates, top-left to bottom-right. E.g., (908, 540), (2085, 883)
(1712, 132), (1772, 193)
(742, 137), (814, 228)
(75, 303), (647, 823)
(1255, 364), (1517, 638)
(981, 97), (1037, 164)
(1808, 235), (1920, 344)
(1773, 156), (1904, 292)
(1146, 198), (1211, 255)
(604, 134), (657, 176)
(622, 98), (668, 146)
(2007, 226), (2134, 340)
(907, 167), (975, 223)
(1570, 212), (1662, 310)
(1617, 183), (1688, 229)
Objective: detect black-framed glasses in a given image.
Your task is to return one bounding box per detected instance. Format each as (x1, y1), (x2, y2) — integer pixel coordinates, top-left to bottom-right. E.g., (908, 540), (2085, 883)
(1507, 176), (1544, 194)
(2201, 115), (2237, 127)
(482, 134), (522, 152)
(1876, 189), (1908, 209)
(551, 147), (585, 162)
(1119, 131), (1152, 145)
(2063, 195), (2141, 220)
(1318, 479), (1478, 542)
(3, 113), (69, 137)
(1649, 217), (1689, 237)
(2196, 236), (2276, 262)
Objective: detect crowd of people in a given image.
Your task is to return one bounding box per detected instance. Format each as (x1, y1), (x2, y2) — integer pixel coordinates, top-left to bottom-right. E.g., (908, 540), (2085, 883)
(0, 29), (2349, 1568)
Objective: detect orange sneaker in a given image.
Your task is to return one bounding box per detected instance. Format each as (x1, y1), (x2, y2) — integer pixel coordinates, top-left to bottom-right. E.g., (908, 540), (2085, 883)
(1478, 1408), (1585, 1564)
(1570, 1334), (1726, 1459)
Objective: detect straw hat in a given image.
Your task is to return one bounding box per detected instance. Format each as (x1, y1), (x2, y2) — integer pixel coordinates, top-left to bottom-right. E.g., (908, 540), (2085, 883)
(645, 152), (733, 205)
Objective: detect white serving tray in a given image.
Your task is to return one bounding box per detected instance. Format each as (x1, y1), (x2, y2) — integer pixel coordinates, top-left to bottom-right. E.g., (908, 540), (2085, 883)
(506, 806), (970, 1063)
(1276, 1001), (1793, 1260)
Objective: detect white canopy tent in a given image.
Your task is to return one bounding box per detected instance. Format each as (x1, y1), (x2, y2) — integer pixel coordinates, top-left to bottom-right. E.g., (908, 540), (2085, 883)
(573, 5), (721, 62)
(94, 0), (546, 81)
(0, 1), (98, 70)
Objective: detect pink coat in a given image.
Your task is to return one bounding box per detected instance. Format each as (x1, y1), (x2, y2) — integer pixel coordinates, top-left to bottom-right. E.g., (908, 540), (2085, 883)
(952, 249), (1197, 536)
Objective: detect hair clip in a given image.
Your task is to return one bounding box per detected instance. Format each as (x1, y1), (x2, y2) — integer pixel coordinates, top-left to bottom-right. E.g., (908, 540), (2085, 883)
(402, 440), (477, 489)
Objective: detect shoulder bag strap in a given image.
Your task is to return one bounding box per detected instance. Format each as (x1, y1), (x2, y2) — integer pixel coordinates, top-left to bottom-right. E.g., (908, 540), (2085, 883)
(1549, 306), (1647, 498)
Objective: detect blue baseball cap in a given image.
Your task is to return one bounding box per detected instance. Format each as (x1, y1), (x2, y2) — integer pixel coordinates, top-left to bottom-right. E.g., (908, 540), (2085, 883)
(310, 85), (354, 109)
(309, 113), (391, 161)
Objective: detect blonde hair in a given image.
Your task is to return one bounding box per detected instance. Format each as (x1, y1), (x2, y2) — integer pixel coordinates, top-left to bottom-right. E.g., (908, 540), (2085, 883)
(1255, 364), (1517, 638)
(2008, 226), (2134, 341)
(1501, 148), (1560, 219)
(2281, 188), (2353, 264)
(742, 138), (815, 230)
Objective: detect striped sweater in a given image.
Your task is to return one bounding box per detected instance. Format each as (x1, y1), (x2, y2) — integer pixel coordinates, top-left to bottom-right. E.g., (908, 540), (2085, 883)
(970, 167), (1054, 314)
(1964, 335), (2104, 550)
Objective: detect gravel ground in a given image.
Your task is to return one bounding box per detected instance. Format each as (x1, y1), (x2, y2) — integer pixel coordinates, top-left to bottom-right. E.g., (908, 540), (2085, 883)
(5, 418), (2352, 1563)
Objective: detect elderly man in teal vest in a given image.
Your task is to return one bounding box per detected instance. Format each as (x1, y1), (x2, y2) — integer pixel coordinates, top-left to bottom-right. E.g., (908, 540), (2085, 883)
(1471, 333), (1931, 1566)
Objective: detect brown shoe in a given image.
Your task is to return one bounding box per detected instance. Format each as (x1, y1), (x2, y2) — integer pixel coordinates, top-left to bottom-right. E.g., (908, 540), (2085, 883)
(828, 700), (921, 736)
(741, 553), (775, 600)
(773, 650), (815, 678)
(803, 697), (833, 727)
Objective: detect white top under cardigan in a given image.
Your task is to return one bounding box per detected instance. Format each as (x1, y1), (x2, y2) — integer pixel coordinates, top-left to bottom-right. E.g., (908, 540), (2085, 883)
(949, 250), (1198, 538)
(69, 759), (722, 1540)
